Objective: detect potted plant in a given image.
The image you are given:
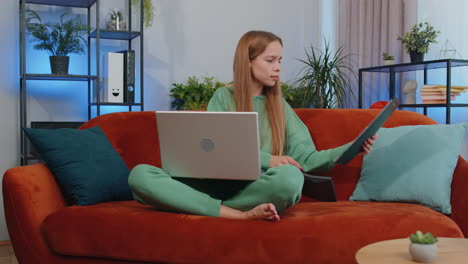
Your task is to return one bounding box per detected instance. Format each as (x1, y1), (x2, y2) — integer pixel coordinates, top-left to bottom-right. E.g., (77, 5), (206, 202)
(382, 52), (395, 65)
(131, 0), (155, 29)
(397, 21), (440, 63)
(25, 10), (88, 75)
(409, 230), (438, 263)
(292, 40), (355, 109)
(170, 76), (230, 110)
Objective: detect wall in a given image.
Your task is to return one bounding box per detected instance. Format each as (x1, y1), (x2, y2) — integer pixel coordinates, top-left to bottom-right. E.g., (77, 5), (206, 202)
(0, 0), (323, 240)
(146, 0), (323, 111)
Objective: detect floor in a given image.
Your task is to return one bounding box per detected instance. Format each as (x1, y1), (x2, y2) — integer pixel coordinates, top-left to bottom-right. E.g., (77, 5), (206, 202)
(0, 242), (17, 264)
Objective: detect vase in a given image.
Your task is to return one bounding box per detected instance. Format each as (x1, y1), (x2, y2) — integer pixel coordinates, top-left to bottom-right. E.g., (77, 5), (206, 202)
(49, 56), (69, 75)
(409, 243), (438, 263)
(409, 51), (425, 64)
(106, 8), (127, 31)
(383, 60), (395, 66)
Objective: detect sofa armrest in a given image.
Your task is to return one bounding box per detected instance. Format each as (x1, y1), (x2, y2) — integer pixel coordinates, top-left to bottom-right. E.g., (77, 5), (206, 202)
(3, 163), (66, 263)
(449, 157), (468, 237)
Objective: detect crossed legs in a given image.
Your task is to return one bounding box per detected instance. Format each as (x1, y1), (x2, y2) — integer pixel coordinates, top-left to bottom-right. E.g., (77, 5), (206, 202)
(128, 164), (304, 221)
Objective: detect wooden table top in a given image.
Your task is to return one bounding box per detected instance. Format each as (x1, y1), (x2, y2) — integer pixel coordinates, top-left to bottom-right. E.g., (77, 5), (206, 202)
(356, 237), (468, 263)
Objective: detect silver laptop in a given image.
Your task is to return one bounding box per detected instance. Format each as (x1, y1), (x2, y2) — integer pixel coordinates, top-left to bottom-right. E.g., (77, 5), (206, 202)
(156, 111), (261, 180)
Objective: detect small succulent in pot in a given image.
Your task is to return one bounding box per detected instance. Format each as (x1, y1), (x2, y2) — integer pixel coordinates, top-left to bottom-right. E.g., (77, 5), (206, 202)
(382, 52), (395, 65)
(408, 231), (438, 263)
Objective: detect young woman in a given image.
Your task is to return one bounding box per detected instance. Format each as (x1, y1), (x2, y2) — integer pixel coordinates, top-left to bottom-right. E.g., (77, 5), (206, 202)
(128, 30), (375, 222)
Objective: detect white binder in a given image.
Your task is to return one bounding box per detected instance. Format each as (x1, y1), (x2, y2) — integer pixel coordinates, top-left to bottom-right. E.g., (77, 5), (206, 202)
(102, 52), (124, 103)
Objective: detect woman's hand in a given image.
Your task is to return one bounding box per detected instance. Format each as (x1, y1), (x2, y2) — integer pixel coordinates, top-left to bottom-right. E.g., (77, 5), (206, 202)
(359, 134), (378, 155)
(270, 156), (303, 171)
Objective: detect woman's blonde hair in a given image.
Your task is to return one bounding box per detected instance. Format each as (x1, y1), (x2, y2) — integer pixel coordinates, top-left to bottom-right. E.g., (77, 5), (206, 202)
(233, 30), (285, 156)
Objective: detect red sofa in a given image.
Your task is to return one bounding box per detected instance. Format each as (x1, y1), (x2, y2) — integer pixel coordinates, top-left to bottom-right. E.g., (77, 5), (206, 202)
(4, 109), (467, 264)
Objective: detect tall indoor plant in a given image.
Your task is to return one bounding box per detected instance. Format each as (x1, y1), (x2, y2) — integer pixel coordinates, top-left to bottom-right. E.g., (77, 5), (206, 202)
(25, 10), (88, 75)
(293, 40), (355, 109)
(397, 21), (440, 63)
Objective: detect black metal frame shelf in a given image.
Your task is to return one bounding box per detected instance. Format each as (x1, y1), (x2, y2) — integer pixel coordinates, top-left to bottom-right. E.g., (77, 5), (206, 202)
(25, 0), (96, 8)
(359, 59), (468, 73)
(90, 102), (143, 106)
(358, 59), (468, 124)
(21, 153), (41, 161)
(23, 74), (98, 81)
(89, 30), (141, 40)
(20, 0), (145, 165)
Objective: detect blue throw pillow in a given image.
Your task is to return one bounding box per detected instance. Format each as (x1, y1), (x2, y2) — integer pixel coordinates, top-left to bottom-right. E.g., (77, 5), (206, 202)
(350, 123), (467, 214)
(24, 126), (133, 205)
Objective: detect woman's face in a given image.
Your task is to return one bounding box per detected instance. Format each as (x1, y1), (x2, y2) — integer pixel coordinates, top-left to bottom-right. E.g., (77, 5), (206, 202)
(250, 40), (282, 88)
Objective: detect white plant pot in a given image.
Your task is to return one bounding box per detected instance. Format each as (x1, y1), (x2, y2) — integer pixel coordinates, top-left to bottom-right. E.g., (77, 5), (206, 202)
(383, 60), (395, 65)
(409, 243), (438, 263)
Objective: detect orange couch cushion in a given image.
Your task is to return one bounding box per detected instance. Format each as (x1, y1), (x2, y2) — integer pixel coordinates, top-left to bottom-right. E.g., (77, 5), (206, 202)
(41, 201), (463, 264)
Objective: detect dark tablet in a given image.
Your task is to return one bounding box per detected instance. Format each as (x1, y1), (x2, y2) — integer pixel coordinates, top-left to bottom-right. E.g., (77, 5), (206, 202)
(334, 98), (400, 165)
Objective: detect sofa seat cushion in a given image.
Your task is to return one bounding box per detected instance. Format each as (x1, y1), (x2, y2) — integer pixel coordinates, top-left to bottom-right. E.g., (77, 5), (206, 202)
(41, 201), (463, 264)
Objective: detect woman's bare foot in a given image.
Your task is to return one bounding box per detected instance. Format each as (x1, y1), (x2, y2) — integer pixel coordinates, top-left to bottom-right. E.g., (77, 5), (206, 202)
(220, 203), (280, 222)
(246, 203), (280, 222)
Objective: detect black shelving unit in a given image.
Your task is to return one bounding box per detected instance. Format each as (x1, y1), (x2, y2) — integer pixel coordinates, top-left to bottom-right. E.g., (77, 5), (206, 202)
(19, 0), (145, 165)
(359, 59), (468, 124)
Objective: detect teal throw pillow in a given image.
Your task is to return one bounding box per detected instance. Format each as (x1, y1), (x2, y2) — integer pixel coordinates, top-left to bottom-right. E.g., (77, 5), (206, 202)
(350, 123), (467, 214)
(24, 126), (133, 205)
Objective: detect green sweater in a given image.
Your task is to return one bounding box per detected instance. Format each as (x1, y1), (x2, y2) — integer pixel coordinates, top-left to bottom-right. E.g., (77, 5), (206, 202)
(207, 86), (349, 172)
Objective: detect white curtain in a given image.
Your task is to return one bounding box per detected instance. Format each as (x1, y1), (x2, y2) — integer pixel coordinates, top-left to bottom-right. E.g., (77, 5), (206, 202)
(338, 0), (418, 108)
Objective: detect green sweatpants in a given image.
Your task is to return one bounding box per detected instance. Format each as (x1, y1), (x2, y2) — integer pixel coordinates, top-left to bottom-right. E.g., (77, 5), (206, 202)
(128, 164), (304, 217)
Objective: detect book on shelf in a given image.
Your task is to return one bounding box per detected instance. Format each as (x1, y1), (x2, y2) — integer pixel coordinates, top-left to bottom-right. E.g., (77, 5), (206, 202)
(420, 84), (467, 104)
(421, 91), (461, 95)
(422, 84), (468, 92)
(421, 95), (456, 100)
(422, 100), (449, 104)
(117, 50), (135, 104)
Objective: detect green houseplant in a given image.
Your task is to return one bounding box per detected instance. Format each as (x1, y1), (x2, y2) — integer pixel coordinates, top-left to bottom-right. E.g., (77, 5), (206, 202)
(131, 0), (155, 29)
(382, 52), (395, 61)
(293, 40), (355, 109)
(397, 21), (440, 63)
(382, 52), (395, 65)
(170, 76), (230, 110)
(25, 10), (88, 75)
(408, 231), (438, 263)
(281, 82), (304, 108)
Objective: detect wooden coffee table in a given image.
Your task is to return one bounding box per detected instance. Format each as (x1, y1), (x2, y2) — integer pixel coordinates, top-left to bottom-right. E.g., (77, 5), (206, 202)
(356, 237), (468, 263)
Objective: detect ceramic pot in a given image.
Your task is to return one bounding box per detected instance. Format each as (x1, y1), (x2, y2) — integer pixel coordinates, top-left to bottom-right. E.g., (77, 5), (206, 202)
(383, 60), (395, 66)
(49, 56), (69, 75)
(409, 243), (438, 263)
(409, 51), (425, 64)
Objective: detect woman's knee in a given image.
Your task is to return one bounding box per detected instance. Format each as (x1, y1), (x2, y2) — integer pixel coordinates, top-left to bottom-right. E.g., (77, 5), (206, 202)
(128, 164), (165, 191)
(266, 165), (304, 199)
